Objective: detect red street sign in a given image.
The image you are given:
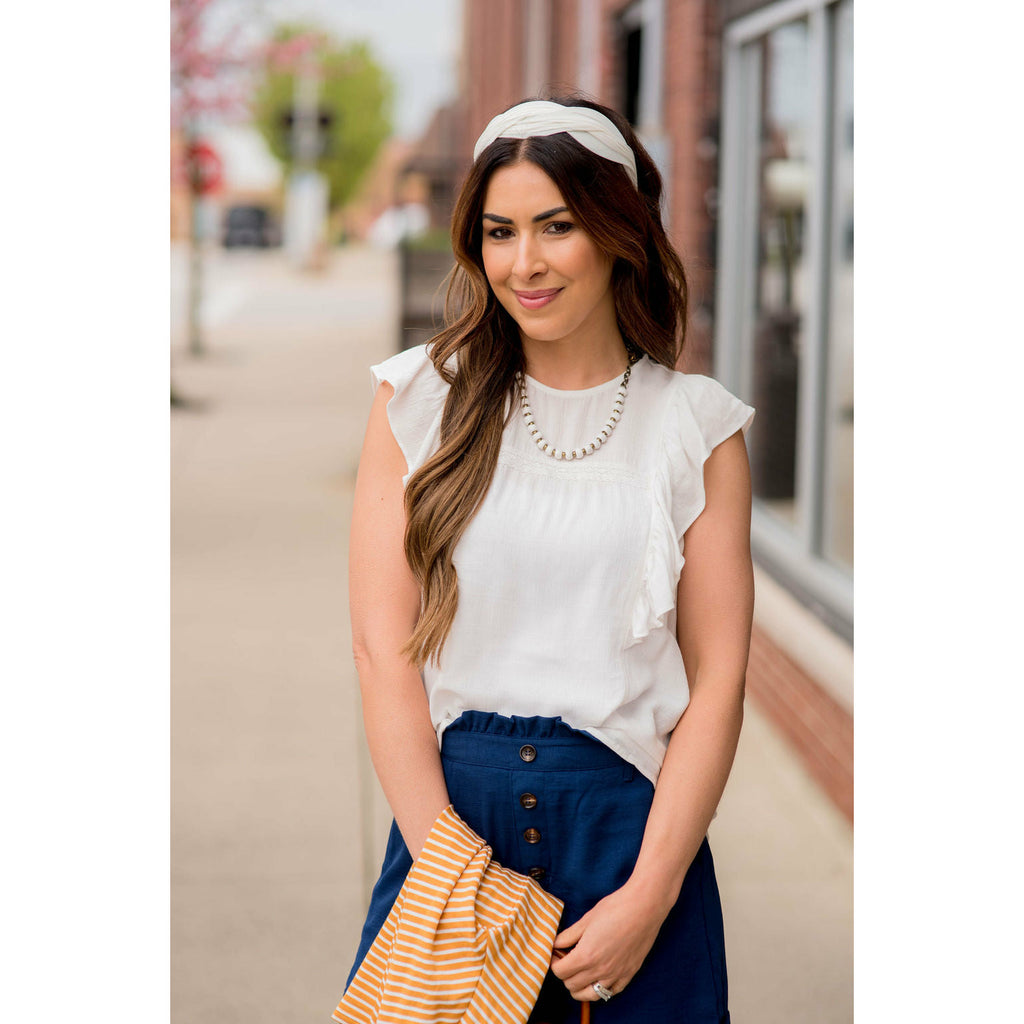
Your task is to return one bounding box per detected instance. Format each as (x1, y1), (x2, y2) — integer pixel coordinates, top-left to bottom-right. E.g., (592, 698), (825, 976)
(186, 140), (224, 196)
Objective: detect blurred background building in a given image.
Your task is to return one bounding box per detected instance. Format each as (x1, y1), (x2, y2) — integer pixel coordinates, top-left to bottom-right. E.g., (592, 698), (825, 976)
(172, 1), (853, 1021)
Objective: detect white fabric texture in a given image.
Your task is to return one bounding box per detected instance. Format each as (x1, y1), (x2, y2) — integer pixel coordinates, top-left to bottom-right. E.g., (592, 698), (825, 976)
(472, 100), (639, 188)
(371, 344), (755, 785)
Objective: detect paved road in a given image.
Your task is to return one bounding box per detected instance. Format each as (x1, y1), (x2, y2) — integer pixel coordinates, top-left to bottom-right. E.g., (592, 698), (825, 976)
(171, 244), (852, 1023)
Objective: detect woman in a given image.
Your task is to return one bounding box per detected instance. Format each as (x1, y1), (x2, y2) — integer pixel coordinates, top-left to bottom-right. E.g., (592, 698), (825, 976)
(346, 97), (754, 1023)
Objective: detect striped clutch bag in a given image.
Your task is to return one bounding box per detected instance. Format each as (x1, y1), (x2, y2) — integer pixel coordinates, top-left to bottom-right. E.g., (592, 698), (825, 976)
(333, 805), (565, 1024)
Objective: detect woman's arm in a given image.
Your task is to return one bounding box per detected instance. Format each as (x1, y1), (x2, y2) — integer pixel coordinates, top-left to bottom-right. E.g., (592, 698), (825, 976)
(349, 382), (451, 860)
(551, 428), (753, 1000)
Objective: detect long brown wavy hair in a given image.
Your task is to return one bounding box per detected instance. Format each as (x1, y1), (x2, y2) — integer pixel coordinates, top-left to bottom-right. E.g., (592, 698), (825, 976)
(402, 96), (689, 668)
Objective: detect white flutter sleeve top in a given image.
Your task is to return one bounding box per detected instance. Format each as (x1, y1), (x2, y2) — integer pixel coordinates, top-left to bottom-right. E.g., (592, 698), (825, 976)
(373, 343), (755, 785)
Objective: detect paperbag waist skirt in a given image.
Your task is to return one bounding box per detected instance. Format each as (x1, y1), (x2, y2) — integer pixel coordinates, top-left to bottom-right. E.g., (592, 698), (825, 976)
(347, 711), (730, 1024)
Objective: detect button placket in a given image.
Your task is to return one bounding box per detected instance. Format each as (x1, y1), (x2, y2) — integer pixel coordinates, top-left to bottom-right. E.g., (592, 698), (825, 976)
(512, 742), (550, 884)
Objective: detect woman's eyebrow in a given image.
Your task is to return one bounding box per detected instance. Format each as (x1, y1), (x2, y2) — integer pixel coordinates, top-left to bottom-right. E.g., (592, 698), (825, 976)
(481, 206), (571, 225)
(532, 206), (569, 222)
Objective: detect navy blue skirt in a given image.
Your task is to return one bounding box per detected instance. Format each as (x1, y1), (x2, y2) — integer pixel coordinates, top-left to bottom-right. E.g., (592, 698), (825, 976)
(347, 711), (730, 1023)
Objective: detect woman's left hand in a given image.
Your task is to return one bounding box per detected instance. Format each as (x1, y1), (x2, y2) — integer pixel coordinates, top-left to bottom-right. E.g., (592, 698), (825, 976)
(548, 879), (672, 1001)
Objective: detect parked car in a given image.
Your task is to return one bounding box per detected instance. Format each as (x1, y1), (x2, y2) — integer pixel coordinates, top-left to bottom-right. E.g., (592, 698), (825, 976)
(222, 205), (281, 248)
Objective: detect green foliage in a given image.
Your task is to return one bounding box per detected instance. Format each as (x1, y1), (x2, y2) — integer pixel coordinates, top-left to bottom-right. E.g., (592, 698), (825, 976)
(403, 228), (454, 252)
(253, 25), (393, 210)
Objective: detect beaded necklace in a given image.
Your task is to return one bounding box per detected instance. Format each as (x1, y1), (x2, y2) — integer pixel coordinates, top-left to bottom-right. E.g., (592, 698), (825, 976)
(515, 352), (639, 461)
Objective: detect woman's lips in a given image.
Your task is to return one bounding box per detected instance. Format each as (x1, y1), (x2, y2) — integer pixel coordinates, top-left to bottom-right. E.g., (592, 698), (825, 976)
(513, 288), (562, 310)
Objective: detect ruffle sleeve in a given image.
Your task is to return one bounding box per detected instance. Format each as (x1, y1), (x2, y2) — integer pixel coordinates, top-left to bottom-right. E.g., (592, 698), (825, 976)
(628, 373), (755, 647)
(370, 343), (450, 487)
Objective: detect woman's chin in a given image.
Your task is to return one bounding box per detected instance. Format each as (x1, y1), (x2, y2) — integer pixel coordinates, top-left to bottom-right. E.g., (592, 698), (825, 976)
(511, 318), (576, 346)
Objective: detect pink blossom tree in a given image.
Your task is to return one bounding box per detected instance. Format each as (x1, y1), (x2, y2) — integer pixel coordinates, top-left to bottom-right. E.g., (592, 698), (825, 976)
(171, 0), (253, 362)
(170, 0), (318, 365)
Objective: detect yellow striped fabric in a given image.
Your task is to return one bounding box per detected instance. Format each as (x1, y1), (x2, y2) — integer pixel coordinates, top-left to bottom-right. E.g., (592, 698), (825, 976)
(333, 805), (565, 1024)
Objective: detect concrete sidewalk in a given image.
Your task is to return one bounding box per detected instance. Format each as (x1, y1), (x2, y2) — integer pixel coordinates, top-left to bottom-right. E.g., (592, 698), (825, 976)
(171, 244), (852, 1024)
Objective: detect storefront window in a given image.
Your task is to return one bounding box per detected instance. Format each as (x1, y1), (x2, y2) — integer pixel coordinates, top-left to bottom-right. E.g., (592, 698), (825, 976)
(749, 19), (810, 528)
(717, 0), (853, 633)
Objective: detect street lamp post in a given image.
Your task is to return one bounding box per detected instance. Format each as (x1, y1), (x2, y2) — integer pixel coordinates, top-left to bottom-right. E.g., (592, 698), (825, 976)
(283, 53), (329, 270)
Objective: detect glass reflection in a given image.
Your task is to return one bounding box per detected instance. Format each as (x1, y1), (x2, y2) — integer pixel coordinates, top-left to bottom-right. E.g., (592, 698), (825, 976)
(748, 18), (810, 528)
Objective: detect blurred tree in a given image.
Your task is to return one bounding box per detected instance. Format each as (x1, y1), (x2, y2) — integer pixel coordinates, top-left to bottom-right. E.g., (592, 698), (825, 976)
(171, 0), (253, 361)
(252, 26), (394, 213)
(170, 2), (320, 362)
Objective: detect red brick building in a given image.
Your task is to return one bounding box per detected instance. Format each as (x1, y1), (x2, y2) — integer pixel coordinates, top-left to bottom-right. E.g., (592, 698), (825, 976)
(448, 0), (854, 821)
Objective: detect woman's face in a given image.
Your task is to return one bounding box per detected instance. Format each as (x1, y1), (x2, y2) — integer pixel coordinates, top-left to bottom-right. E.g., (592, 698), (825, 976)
(480, 160), (616, 350)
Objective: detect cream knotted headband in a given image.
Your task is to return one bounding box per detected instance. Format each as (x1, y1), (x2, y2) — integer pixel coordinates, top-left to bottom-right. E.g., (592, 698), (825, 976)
(472, 100), (639, 189)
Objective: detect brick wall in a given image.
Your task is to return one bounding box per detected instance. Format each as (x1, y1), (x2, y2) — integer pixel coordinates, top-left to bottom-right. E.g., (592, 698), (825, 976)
(463, 0), (528, 157)
(746, 626), (854, 823)
(664, 0), (717, 374)
(547, 0), (580, 94)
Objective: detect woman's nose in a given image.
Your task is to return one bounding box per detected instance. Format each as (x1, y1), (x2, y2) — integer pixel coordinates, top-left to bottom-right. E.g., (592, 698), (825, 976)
(512, 235), (546, 280)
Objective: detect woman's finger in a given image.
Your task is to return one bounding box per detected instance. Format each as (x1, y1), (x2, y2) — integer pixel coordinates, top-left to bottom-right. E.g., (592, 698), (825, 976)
(568, 983), (600, 1002)
(553, 916), (587, 950)
(550, 934), (589, 979)
(550, 948), (586, 980)
(563, 969), (620, 994)
(567, 978), (623, 1002)
(557, 957), (623, 991)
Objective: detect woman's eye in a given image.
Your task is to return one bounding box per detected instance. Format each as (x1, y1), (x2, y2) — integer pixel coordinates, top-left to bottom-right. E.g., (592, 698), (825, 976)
(546, 221), (574, 235)
(487, 226), (513, 240)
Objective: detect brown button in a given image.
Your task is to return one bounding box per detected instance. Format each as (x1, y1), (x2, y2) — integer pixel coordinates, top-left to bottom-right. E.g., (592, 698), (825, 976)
(528, 866), (546, 881)
(519, 744), (537, 762)
(523, 827), (542, 844)
(520, 792), (538, 809)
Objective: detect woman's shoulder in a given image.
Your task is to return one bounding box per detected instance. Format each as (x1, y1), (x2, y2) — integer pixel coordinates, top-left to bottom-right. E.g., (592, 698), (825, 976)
(370, 342), (450, 399)
(369, 343), (451, 484)
(638, 357), (739, 403)
(636, 358), (754, 454)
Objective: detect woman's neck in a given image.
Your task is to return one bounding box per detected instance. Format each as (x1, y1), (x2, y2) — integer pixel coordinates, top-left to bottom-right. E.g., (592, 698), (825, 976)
(520, 334), (630, 391)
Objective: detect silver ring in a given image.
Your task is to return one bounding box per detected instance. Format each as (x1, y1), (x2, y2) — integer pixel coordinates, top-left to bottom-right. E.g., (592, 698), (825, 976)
(592, 983), (613, 1002)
